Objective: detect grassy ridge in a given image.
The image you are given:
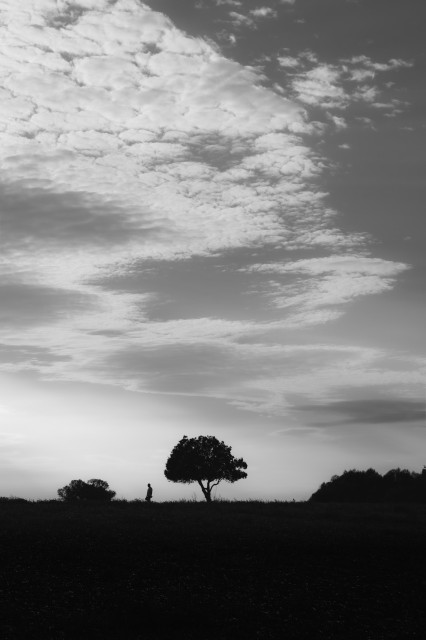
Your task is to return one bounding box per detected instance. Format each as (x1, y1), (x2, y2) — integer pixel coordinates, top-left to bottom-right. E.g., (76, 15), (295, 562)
(1, 501), (425, 639)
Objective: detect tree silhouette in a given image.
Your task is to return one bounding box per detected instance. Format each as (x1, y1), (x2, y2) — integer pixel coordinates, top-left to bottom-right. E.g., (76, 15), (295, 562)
(57, 478), (116, 502)
(310, 467), (426, 503)
(164, 435), (248, 502)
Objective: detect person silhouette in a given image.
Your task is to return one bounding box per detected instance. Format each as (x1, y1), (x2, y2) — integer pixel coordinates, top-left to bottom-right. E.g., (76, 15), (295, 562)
(145, 483), (153, 502)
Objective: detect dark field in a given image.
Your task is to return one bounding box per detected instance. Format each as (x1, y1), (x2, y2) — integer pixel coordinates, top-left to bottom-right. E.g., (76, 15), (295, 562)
(1, 501), (425, 639)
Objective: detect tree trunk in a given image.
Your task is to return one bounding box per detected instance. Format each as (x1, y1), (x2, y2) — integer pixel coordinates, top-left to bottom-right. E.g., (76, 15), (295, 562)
(198, 481), (212, 502)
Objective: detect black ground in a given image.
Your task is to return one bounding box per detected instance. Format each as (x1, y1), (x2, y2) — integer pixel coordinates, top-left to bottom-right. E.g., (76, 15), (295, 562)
(1, 501), (425, 639)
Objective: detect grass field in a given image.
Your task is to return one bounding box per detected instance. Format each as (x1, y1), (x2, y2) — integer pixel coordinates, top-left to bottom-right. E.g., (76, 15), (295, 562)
(1, 500), (425, 639)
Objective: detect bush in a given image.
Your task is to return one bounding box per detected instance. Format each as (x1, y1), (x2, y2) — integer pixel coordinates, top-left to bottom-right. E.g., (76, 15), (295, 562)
(57, 479), (116, 502)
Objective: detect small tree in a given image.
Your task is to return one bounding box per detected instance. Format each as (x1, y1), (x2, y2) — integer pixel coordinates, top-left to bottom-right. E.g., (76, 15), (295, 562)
(57, 478), (116, 502)
(164, 435), (248, 502)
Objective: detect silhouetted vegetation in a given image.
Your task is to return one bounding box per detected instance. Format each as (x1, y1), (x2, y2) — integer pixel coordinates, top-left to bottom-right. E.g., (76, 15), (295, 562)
(2, 466), (426, 636)
(164, 435), (248, 501)
(57, 478), (116, 502)
(310, 467), (426, 502)
(1, 501), (425, 639)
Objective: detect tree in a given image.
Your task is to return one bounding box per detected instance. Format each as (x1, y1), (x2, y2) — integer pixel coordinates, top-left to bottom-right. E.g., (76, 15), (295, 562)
(309, 468), (383, 502)
(57, 478), (116, 502)
(309, 467), (426, 503)
(164, 435), (248, 502)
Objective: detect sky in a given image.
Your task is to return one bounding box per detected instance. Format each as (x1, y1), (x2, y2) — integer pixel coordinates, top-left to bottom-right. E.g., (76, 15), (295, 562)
(0, 0), (425, 501)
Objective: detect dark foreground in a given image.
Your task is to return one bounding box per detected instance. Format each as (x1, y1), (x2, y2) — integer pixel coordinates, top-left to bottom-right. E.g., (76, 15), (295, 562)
(1, 501), (425, 639)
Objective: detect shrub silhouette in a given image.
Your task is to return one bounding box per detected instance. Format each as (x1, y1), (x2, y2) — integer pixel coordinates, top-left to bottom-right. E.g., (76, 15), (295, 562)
(164, 435), (248, 502)
(310, 467), (426, 503)
(57, 478), (116, 502)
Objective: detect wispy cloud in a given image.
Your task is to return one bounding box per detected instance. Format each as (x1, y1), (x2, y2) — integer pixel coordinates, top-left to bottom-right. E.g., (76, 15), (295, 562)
(247, 255), (409, 310)
(299, 398), (426, 425)
(256, 257), (408, 333)
(228, 11), (256, 29)
(215, 0), (242, 5)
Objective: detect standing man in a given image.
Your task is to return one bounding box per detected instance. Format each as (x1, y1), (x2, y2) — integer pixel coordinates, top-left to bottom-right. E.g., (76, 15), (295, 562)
(145, 483), (153, 502)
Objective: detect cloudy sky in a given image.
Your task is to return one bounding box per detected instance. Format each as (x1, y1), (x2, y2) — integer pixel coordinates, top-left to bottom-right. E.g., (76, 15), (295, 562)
(0, 0), (424, 500)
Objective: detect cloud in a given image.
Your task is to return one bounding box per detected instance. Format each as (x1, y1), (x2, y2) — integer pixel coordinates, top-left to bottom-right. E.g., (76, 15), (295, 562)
(1, 273), (423, 417)
(253, 255), (408, 277)
(245, 256), (409, 315)
(221, 347), (426, 417)
(0, 282), (98, 327)
(215, 0), (280, 38)
(0, 343), (71, 366)
(3, 0), (393, 280)
(300, 398), (426, 425)
(276, 52), (413, 117)
(0, 181), (165, 250)
(228, 11), (256, 28)
(292, 64), (348, 108)
(344, 56), (413, 73)
(329, 115), (347, 130)
(0, 0), (416, 419)
(278, 56), (300, 69)
(250, 8), (277, 19)
(1, 0), (326, 267)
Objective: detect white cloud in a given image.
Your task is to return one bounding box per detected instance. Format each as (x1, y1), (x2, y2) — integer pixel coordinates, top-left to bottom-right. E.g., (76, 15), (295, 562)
(247, 256), (409, 311)
(0, 0), (415, 418)
(292, 64), (347, 107)
(250, 7), (277, 19)
(267, 256), (408, 276)
(0, 0), (326, 267)
(345, 56), (413, 73)
(278, 56), (300, 68)
(329, 114), (347, 130)
(280, 53), (413, 115)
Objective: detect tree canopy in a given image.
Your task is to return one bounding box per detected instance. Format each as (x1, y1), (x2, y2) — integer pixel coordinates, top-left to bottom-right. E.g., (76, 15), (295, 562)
(164, 435), (248, 502)
(57, 478), (116, 502)
(309, 467), (426, 503)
